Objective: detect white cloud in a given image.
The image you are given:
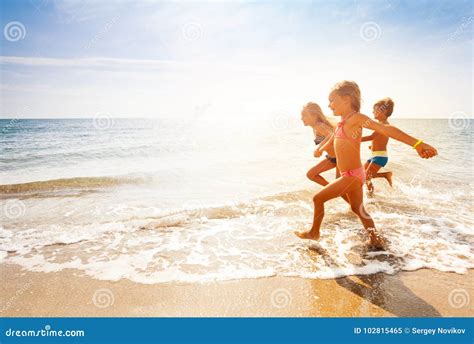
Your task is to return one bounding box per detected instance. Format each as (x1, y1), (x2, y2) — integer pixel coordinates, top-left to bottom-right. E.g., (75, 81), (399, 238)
(0, 56), (181, 68)
(0, 1), (471, 118)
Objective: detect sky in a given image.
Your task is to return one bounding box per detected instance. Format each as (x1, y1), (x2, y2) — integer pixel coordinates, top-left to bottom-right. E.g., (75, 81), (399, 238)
(0, 0), (472, 119)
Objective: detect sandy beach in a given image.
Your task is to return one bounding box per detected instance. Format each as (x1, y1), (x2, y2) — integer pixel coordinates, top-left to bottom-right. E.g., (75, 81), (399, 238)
(0, 4), (472, 344)
(1, 264), (472, 317)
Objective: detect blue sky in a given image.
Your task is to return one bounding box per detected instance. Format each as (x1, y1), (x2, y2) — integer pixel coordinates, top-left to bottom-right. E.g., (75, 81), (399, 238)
(0, 0), (472, 118)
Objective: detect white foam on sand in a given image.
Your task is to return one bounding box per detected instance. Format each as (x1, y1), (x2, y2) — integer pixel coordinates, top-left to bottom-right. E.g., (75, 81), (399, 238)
(0, 250), (7, 263)
(1, 180), (473, 284)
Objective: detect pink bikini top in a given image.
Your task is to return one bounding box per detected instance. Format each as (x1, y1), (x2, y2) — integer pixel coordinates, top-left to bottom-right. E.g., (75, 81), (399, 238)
(334, 115), (361, 142)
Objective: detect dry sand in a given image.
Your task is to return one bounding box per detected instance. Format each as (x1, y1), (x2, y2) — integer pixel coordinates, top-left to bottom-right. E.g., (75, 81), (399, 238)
(0, 264), (472, 317)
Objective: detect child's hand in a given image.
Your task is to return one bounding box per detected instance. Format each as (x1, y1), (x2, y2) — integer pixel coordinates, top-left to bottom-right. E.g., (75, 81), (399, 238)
(314, 149), (322, 158)
(416, 142), (438, 159)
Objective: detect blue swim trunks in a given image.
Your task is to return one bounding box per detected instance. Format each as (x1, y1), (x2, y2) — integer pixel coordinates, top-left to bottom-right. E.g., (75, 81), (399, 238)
(367, 156), (388, 167)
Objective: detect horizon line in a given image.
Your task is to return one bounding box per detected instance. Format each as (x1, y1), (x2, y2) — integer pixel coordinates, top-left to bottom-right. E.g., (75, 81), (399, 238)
(0, 117), (468, 120)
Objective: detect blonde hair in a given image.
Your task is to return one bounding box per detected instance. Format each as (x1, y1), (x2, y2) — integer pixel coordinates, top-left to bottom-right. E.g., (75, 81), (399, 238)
(331, 80), (361, 112)
(374, 97), (394, 117)
(303, 102), (334, 130)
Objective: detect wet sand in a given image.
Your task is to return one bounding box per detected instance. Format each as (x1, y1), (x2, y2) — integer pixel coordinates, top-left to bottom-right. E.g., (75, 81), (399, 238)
(0, 264), (472, 317)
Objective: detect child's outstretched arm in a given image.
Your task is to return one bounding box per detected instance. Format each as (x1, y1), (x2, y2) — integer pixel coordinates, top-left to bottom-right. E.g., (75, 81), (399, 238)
(356, 114), (438, 159)
(361, 133), (375, 142)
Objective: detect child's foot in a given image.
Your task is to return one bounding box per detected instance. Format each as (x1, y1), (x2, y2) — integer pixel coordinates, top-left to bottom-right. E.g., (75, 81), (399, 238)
(366, 228), (385, 250)
(294, 230), (320, 240)
(384, 172), (393, 187)
(367, 181), (374, 194)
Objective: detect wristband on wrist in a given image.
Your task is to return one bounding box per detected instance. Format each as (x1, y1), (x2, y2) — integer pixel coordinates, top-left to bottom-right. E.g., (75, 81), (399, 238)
(413, 139), (423, 149)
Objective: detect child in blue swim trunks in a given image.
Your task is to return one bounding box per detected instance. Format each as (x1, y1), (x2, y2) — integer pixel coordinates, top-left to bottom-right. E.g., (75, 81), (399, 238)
(361, 98), (394, 193)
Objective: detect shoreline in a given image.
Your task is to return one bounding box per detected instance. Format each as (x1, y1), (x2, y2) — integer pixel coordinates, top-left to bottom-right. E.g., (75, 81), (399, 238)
(0, 264), (472, 317)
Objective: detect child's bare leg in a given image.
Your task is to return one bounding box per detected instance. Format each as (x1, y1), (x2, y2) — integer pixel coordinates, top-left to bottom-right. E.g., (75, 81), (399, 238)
(372, 171), (393, 187)
(335, 168), (351, 204)
(295, 176), (358, 240)
(346, 185), (385, 249)
(365, 162), (381, 194)
(306, 159), (335, 186)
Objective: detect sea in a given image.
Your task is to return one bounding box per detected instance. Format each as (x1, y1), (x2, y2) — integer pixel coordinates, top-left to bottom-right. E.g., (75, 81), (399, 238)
(0, 117), (472, 283)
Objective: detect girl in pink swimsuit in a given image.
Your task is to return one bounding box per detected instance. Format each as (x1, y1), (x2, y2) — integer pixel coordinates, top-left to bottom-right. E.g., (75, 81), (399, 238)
(295, 81), (438, 249)
(333, 113), (366, 184)
(301, 102), (350, 204)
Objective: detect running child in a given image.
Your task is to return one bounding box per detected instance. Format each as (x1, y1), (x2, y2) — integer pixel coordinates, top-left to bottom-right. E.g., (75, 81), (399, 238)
(361, 98), (394, 193)
(301, 102), (350, 203)
(295, 81), (437, 248)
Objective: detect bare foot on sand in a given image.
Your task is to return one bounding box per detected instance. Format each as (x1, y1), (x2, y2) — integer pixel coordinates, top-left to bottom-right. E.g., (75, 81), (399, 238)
(294, 230), (320, 240)
(384, 171), (393, 187)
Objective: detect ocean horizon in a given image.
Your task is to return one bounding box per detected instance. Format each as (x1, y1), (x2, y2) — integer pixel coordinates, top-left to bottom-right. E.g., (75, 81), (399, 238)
(1, 117), (472, 284)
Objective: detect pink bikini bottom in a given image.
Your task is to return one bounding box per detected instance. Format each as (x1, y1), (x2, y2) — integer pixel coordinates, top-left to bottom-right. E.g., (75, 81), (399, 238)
(341, 166), (366, 185)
